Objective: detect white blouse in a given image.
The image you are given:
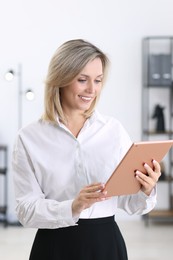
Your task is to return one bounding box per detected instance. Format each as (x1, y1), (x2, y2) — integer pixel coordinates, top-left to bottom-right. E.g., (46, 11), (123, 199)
(12, 111), (157, 229)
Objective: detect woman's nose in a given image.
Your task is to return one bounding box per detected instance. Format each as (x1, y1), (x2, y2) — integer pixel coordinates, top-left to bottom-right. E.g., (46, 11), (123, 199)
(86, 81), (95, 93)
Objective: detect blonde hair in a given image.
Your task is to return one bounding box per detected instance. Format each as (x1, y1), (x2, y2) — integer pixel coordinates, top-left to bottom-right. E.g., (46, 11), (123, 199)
(42, 39), (109, 124)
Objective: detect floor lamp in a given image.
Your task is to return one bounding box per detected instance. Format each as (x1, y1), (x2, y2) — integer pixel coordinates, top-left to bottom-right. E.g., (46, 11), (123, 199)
(5, 64), (34, 129)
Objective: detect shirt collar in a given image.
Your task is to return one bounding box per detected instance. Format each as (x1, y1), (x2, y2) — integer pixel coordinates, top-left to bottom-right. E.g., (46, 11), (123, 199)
(56, 110), (106, 128)
(90, 110), (107, 124)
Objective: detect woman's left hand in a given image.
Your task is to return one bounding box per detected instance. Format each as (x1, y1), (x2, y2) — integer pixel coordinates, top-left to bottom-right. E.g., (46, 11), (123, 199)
(135, 160), (161, 196)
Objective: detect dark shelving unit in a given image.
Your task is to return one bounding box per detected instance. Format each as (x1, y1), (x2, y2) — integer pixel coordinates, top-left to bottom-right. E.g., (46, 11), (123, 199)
(142, 36), (173, 225)
(0, 145), (8, 226)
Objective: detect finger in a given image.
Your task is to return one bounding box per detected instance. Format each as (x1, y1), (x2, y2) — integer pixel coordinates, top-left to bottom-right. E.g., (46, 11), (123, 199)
(143, 163), (154, 176)
(135, 170), (150, 182)
(136, 173), (150, 186)
(144, 162), (161, 181)
(84, 189), (107, 199)
(135, 172), (155, 192)
(85, 182), (102, 188)
(84, 183), (105, 193)
(152, 159), (161, 173)
(80, 187), (108, 203)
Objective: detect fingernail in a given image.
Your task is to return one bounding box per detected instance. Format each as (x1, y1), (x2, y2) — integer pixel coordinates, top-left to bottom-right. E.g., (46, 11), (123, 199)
(144, 163), (149, 167)
(102, 190), (107, 195)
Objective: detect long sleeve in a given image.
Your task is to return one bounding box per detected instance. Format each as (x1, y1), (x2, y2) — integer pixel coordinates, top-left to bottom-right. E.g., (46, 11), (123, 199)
(13, 136), (77, 229)
(117, 189), (157, 215)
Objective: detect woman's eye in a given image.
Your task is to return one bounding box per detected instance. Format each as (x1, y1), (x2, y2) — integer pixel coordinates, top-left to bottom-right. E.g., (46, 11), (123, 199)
(95, 79), (102, 84)
(78, 79), (86, 83)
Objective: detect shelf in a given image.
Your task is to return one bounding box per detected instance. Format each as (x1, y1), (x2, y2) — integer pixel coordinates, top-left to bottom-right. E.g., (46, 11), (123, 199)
(143, 210), (173, 225)
(148, 210), (173, 219)
(143, 83), (173, 88)
(146, 85), (173, 88)
(143, 130), (173, 135)
(144, 36), (173, 40)
(158, 177), (173, 182)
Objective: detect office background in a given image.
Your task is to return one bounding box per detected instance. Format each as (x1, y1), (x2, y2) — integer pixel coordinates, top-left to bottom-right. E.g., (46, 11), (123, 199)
(0, 0), (173, 223)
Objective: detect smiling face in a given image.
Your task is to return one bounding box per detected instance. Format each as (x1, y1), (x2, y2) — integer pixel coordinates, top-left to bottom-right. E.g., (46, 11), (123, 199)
(60, 58), (103, 116)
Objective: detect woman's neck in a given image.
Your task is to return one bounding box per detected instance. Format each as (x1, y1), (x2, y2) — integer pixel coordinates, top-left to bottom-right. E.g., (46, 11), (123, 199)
(64, 111), (87, 137)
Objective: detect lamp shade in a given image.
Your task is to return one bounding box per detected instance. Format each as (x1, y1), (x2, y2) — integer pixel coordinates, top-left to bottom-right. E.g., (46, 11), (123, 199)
(25, 89), (35, 101)
(4, 70), (14, 81)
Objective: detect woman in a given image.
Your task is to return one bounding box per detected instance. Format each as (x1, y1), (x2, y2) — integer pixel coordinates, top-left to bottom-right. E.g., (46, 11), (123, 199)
(13, 39), (161, 260)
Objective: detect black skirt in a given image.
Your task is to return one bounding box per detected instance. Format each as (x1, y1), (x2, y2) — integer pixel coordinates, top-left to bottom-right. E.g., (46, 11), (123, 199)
(29, 216), (128, 260)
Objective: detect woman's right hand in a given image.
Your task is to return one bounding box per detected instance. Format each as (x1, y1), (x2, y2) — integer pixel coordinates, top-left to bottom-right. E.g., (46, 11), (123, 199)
(72, 183), (107, 217)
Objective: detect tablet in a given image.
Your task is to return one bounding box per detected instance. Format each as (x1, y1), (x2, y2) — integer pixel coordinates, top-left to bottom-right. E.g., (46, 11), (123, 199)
(104, 140), (173, 196)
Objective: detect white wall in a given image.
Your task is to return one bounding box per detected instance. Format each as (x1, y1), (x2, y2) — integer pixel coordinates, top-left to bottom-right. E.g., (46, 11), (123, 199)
(0, 0), (173, 222)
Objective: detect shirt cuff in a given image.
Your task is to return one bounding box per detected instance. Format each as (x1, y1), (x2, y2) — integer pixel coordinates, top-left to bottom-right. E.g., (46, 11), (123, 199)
(57, 199), (79, 227)
(139, 185), (157, 199)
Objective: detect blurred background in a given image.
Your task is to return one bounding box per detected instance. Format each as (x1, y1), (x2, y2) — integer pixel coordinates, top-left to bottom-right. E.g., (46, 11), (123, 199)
(0, 0), (173, 259)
